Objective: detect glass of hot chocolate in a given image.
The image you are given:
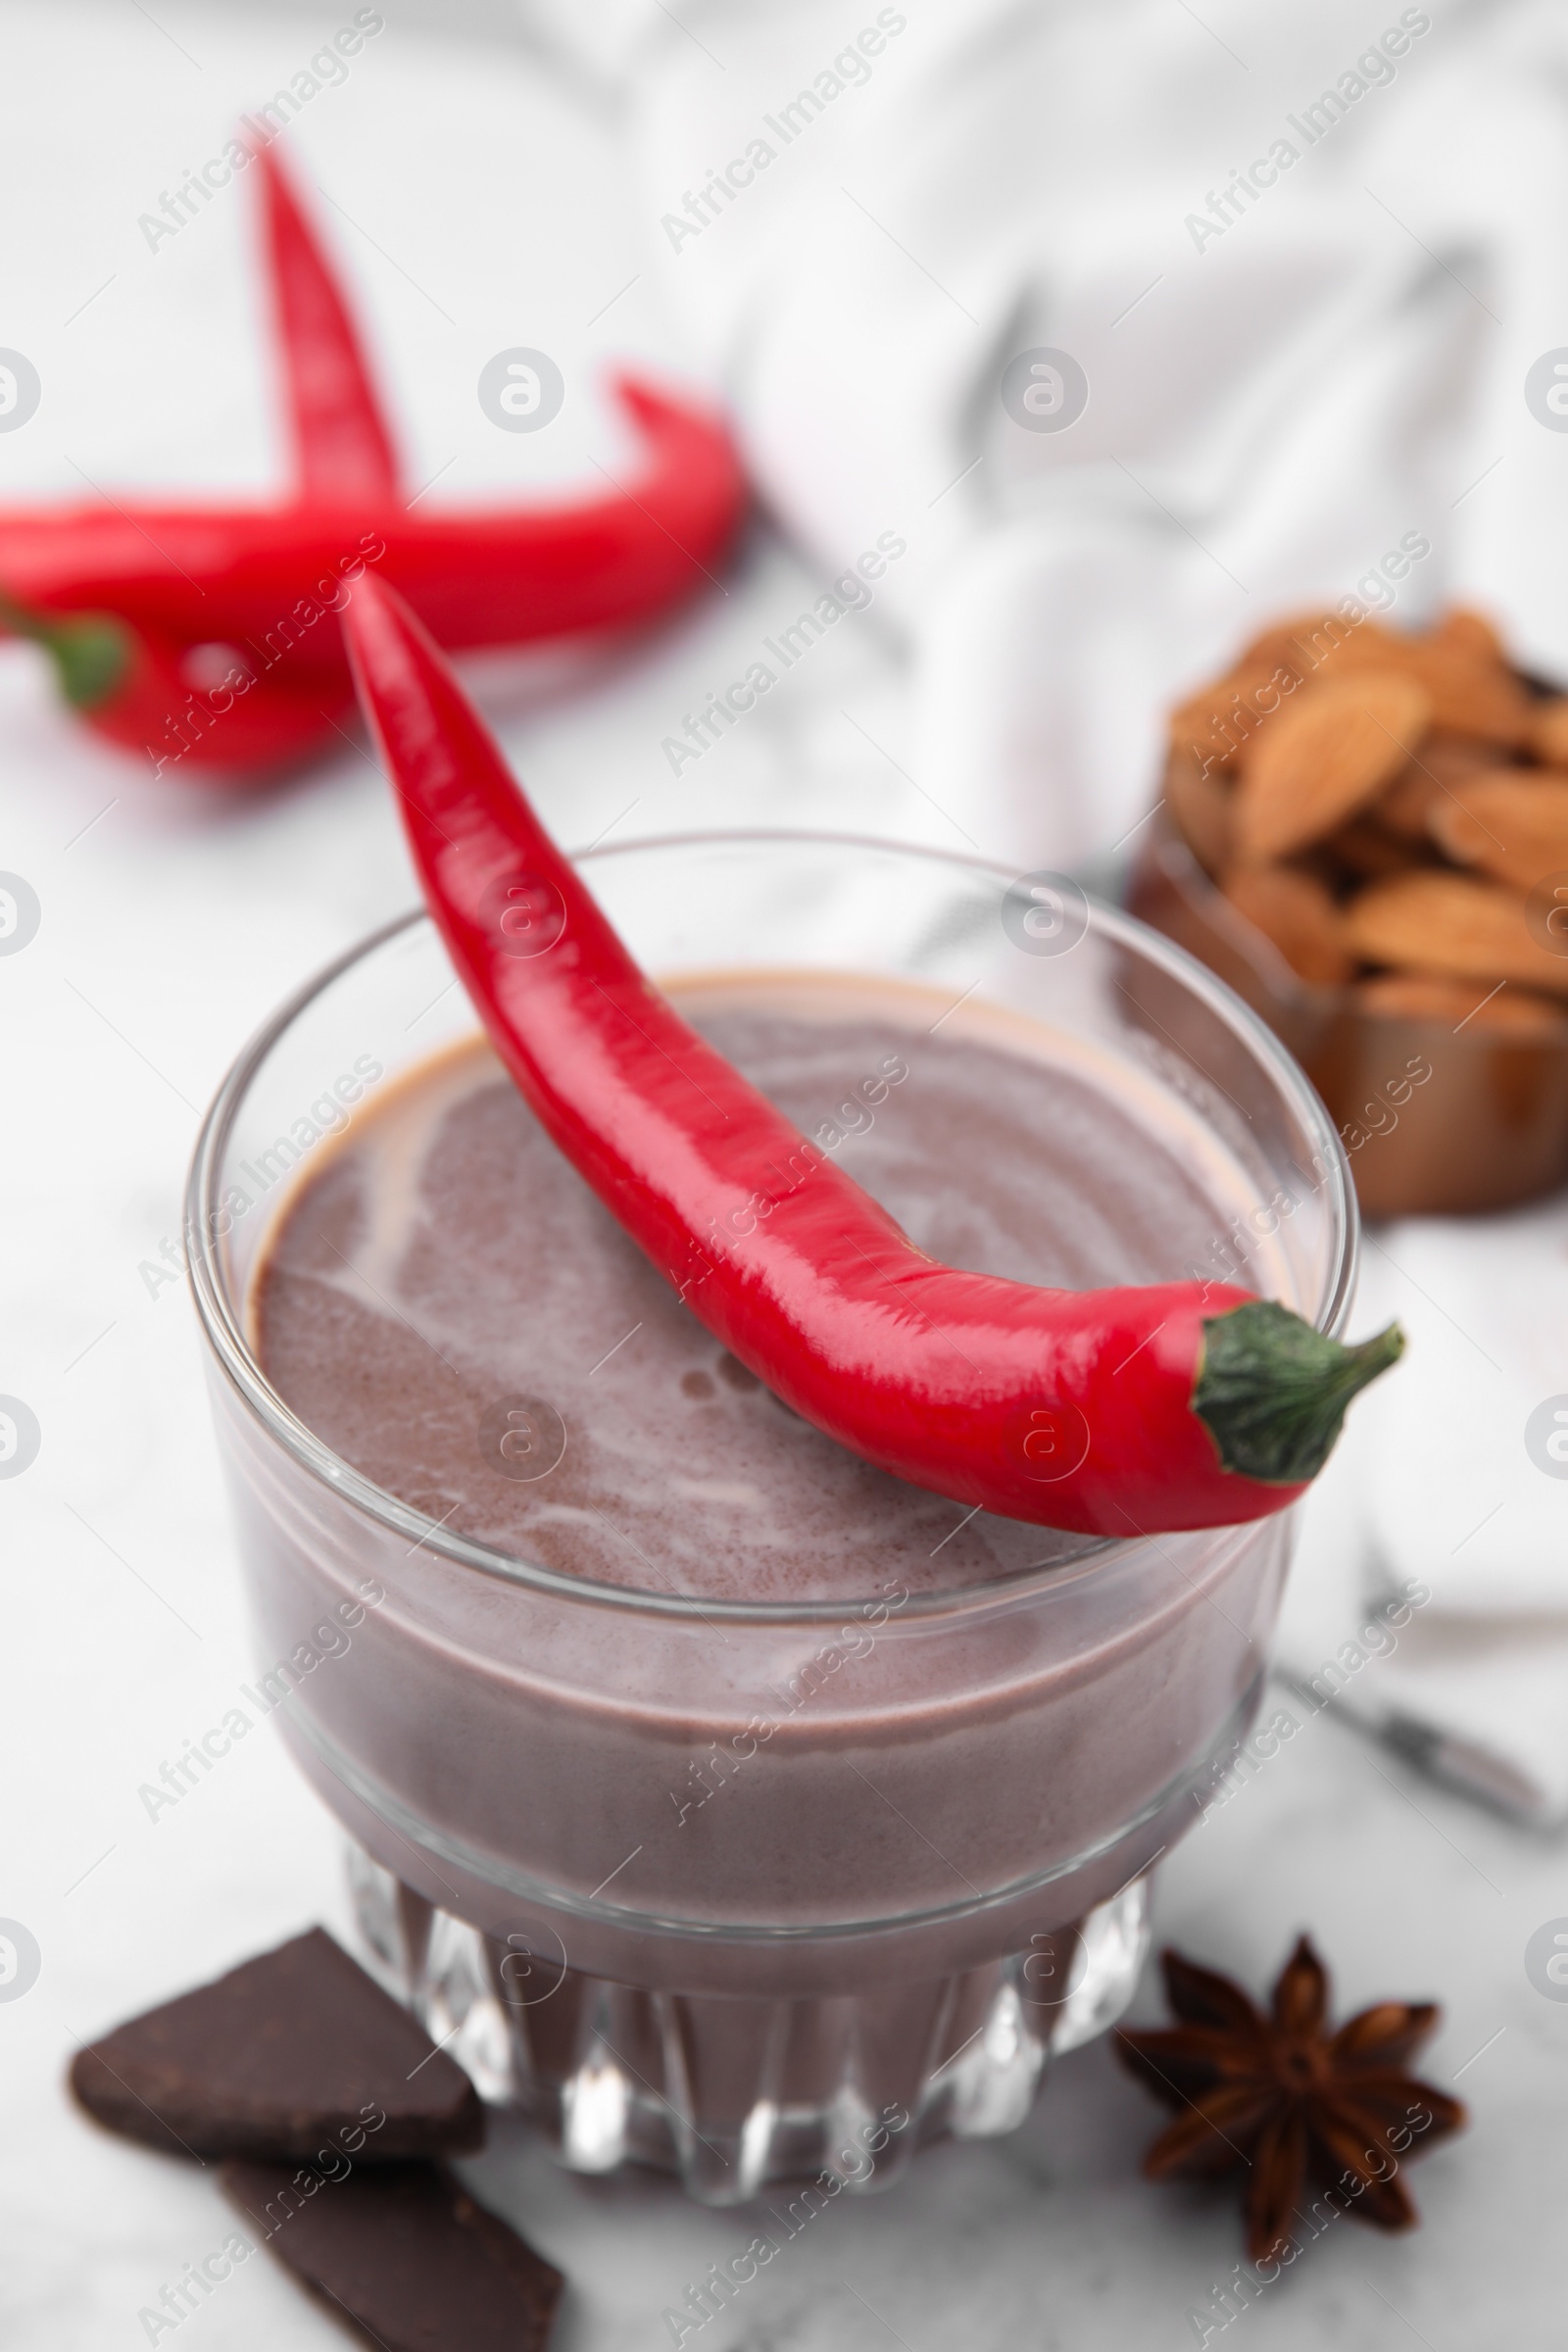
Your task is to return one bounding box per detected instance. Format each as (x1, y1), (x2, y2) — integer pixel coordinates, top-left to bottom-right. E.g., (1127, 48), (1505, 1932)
(187, 832), (1353, 2205)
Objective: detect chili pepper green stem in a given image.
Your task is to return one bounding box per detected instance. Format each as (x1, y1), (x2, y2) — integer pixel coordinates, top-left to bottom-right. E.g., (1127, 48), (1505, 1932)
(1194, 1301), (1405, 1486)
(0, 589), (130, 710)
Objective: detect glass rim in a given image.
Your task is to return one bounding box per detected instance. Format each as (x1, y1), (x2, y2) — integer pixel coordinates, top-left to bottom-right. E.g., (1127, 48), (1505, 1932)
(184, 827), (1358, 1626)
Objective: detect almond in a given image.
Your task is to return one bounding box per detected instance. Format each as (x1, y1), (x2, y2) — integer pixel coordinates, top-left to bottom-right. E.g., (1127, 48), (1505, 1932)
(1423, 772), (1568, 891)
(1377, 733), (1500, 838)
(1429, 608), (1506, 666)
(1418, 654), (1532, 746)
(1527, 697), (1568, 768)
(1305, 624), (1531, 746)
(1420, 731), (1511, 785)
(1241, 612), (1398, 678)
(1343, 870), (1568, 995)
(1221, 864), (1352, 985)
(1322, 817), (1414, 879)
(1235, 610), (1531, 744)
(1164, 748), (1232, 874)
(1234, 670), (1432, 862)
(1168, 664), (1287, 776)
(1376, 764), (1441, 839)
(1357, 971), (1567, 1035)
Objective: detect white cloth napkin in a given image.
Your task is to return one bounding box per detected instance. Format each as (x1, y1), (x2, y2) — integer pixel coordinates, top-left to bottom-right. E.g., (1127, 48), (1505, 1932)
(520, 0), (1568, 870)
(1275, 1202), (1568, 1823)
(512, 0), (1568, 1814)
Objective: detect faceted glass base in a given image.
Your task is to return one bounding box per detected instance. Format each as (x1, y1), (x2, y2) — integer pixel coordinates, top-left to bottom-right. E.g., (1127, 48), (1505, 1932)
(346, 1841), (1151, 2205)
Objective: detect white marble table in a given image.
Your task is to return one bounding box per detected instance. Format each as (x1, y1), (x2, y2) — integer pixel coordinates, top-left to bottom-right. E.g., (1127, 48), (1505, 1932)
(0, 5), (1558, 2343)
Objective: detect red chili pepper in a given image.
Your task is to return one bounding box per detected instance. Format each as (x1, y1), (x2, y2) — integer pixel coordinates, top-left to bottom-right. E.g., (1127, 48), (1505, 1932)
(0, 592), (358, 783)
(0, 141), (744, 781)
(343, 577), (1403, 1540)
(254, 137), (399, 503)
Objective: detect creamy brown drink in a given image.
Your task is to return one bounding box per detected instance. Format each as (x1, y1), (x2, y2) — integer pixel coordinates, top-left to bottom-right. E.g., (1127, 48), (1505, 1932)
(253, 975), (1271, 1604)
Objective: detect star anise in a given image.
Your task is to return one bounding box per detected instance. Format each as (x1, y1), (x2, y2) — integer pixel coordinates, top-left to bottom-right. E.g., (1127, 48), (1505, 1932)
(1115, 1936), (1465, 2265)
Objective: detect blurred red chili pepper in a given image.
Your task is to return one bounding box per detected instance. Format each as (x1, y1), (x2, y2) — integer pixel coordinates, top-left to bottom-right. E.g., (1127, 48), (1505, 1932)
(255, 134), (400, 502)
(344, 575), (1404, 1540)
(0, 590), (356, 777)
(0, 140), (745, 782)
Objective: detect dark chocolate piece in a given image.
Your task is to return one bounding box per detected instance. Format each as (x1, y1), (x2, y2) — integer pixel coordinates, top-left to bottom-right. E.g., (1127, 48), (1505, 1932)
(222, 2160), (564, 2351)
(70, 1927), (484, 2162)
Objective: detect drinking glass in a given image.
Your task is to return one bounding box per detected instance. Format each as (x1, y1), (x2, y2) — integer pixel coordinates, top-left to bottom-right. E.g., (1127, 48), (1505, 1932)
(186, 833), (1354, 2204)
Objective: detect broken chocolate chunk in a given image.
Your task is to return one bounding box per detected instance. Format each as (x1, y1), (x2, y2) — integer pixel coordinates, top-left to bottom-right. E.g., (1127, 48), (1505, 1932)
(222, 2160), (563, 2352)
(70, 1927), (484, 2162)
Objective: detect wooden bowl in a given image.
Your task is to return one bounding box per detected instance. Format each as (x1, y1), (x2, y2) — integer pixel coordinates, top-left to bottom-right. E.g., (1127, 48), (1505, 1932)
(1128, 802), (1568, 1218)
